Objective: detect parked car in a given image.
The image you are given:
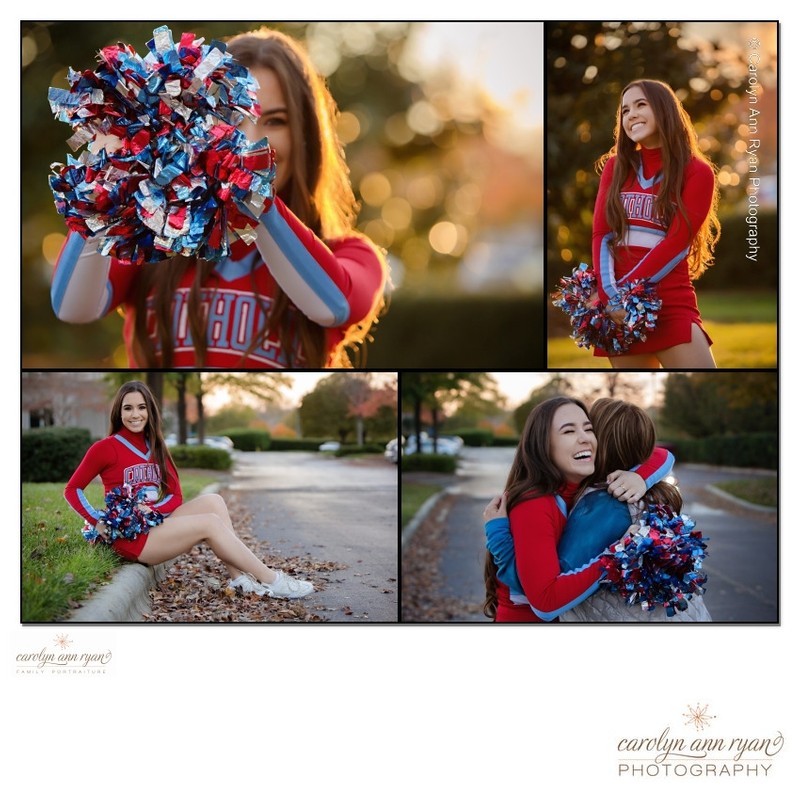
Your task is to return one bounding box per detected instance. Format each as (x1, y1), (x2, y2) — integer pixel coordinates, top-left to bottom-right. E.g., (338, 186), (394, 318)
(166, 434), (234, 453)
(384, 438), (399, 463)
(403, 433), (463, 456)
(319, 441), (341, 452)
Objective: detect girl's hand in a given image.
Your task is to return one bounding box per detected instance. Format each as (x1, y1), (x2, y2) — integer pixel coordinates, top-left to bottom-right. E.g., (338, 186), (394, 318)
(483, 492), (508, 522)
(606, 305), (627, 326)
(137, 503), (154, 514)
(95, 521), (110, 543)
(607, 470), (646, 503)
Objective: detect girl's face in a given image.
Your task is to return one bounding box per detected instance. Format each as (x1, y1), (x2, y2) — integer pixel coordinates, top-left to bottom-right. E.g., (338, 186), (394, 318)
(121, 392), (149, 434)
(549, 403), (597, 484)
(243, 66), (294, 194)
(621, 85), (661, 149)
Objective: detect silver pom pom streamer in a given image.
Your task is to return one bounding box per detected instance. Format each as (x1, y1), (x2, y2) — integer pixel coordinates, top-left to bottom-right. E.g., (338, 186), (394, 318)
(551, 262), (662, 354)
(48, 25), (276, 264)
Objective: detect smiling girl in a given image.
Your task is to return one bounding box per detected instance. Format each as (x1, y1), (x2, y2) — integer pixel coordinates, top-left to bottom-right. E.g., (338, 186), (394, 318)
(591, 79), (721, 368)
(64, 380), (314, 599)
(482, 396), (673, 623)
(51, 28), (388, 369)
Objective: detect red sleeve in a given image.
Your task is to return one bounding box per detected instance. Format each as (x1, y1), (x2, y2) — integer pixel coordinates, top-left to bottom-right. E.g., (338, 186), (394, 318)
(618, 158), (715, 284)
(511, 496), (603, 620)
(592, 157), (617, 303)
(64, 440), (112, 524)
(634, 446), (675, 489)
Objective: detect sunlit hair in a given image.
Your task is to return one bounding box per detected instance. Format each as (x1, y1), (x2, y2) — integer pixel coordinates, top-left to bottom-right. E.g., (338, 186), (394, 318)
(131, 27), (387, 368)
(108, 380), (173, 497)
(483, 396), (590, 619)
(589, 397), (682, 511)
(596, 79), (720, 280)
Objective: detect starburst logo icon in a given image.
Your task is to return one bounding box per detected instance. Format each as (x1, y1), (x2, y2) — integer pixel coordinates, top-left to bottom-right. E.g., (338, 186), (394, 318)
(683, 703), (716, 732)
(748, 37), (761, 48)
(54, 634), (72, 650)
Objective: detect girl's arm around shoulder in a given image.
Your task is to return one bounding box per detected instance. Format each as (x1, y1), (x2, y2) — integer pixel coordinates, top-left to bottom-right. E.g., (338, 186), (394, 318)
(510, 497), (604, 621)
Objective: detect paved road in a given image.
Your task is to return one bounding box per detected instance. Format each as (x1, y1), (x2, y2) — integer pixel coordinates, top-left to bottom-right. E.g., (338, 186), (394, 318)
(227, 451), (398, 622)
(404, 447), (778, 623)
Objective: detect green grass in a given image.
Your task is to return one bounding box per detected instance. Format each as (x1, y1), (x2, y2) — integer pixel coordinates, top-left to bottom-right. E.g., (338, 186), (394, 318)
(21, 471), (222, 622)
(713, 477), (777, 508)
(402, 482), (442, 530)
(548, 290), (777, 368)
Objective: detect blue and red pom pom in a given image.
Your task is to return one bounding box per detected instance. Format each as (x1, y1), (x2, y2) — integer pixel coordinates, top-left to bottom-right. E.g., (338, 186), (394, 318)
(552, 263), (661, 354)
(82, 485), (164, 544)
(49, 25), (275, 264)
(598, 503), (708, 617)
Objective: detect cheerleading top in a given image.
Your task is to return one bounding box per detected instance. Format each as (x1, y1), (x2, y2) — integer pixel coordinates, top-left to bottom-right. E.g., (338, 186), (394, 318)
(51, 197), (386, 368)
(64, 427), (182, 526)
(487, 447), (674, 623)
(591, 147), (715, 356)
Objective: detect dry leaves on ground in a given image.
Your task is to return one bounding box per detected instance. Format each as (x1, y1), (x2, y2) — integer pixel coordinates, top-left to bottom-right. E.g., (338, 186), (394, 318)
(401, 496), (485, 623)
(144, 499), (347, 623)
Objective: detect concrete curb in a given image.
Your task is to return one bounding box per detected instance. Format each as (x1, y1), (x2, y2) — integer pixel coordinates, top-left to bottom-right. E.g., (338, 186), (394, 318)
(68, 560), (175, 623)
(704, 484), (777, 513)
(401, 487), (454, 553)
(67, 482), (222, 623)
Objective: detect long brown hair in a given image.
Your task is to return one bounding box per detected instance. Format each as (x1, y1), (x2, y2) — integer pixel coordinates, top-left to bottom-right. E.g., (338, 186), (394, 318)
(597, 79), (720, 281)
(589, 397), (682, 511)
(130, 27), (387, 368)
(109, 380), (174, 497)
(483, 396), (590, 619)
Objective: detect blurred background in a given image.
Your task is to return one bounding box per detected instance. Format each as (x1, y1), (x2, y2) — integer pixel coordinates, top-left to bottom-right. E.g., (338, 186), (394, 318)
(545, 22), (778, 368)
(21, 21), (543, 369)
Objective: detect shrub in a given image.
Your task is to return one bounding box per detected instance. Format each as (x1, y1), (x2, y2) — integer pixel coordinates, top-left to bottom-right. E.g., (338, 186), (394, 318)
(448, 428), (493, 447)
(269, 438), (326, 451)
(401, 454), (458, 473)
(670, 433), (776, 470)
(224, 428), (272, 452)
(170, 445), (233, 470)
(334, 443), (384, 456)
(21, 427), (94, 483)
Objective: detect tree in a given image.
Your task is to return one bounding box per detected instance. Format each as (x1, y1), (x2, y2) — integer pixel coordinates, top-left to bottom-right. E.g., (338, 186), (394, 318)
(401, 372), (495, 452)
(662, 372), (777, 438)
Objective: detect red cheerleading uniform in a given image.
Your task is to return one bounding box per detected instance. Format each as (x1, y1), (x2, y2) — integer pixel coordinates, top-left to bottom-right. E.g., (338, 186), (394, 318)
(493, 447), (673, 623)
(64, 427), (182, 561)
(496, 482), (601, 623)
(51, 197), (386, 368)
(591, 147), (715, 356)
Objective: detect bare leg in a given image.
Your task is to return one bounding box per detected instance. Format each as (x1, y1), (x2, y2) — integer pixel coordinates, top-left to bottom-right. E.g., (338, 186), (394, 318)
(656, 323), (717, 368)
(167, 494), (241, 579)
(138, 508), (278, 585)
(609, 353), (661, 369)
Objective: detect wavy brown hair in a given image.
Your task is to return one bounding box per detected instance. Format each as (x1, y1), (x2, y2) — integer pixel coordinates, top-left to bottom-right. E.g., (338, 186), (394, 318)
(483, 396), (590, 619)
(109, 380), (174, 499)
(589, 397), (682, 512)
(130, 28), (387, 368)
(596, 79), (720, 281)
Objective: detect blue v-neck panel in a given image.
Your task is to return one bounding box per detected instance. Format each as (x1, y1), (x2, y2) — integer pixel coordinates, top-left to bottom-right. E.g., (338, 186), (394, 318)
(214, 249), (261, 282)
(114, 434), (151, 461)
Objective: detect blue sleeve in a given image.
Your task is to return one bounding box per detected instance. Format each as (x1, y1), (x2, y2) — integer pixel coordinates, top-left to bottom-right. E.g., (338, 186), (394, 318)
(484, 517), (524, 596)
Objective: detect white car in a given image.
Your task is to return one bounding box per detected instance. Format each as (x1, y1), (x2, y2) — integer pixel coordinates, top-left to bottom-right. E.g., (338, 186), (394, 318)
(166, 434), (234, 453)
(403, 434), (463, 456)
(319, 441), (341, 452)
(384, 438), (399, 463)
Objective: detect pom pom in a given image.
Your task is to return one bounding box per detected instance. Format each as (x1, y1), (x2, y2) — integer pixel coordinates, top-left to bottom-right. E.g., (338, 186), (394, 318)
(85, 484), (164, 543)
(598, 503), (709, 617)
(48, 25), (276, 264)
(551, 263), (662, 354)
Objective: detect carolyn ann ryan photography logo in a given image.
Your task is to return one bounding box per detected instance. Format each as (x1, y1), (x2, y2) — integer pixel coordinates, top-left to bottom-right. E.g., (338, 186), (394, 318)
(615, 704), (784, 779)
(14, 633), (113, 676)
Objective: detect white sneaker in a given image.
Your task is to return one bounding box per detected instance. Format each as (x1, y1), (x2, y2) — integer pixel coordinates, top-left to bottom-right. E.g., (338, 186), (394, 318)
(228, 573), (267, 596)
(262, 570), (314, 599)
